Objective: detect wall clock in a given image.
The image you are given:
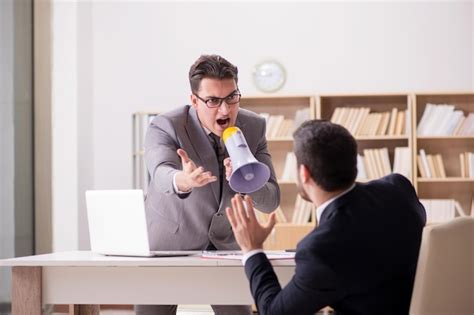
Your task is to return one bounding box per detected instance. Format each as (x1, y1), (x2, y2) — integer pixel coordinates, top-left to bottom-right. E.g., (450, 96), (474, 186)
(253, 60), (286, 93)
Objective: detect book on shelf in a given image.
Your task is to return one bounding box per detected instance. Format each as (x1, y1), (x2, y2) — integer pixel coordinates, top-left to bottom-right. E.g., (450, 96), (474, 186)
(356, 154), (367, 181)
(357, 147), (410, 181)
(457, 113), (474, 135)
(360, 148), (391, 180)
(293, 108), (311, 132)
(261, 109), (310, 139)
(280, 152), (297, 182)
(417, 149), (432, 178)
(420, 199), (467, 223)
(394, 110), (406, 136)
(275, 119), (294, 138)
(459, 152), (474, 178)
(393, 147), (411, 179)
(417, 150), (447, 179)
(330, 107), (406, 137)
(291, 195), (313, 224)
(254, 207), (287, 224)
(417, 103), (473, 136)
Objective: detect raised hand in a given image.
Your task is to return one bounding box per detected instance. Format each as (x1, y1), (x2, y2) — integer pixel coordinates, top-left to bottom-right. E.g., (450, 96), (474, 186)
(175, 148), (217, 192)
(226, 194), (276, 253)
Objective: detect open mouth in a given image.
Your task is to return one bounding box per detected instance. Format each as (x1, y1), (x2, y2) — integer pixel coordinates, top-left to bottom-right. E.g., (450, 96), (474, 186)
(216, 118), (230, 127)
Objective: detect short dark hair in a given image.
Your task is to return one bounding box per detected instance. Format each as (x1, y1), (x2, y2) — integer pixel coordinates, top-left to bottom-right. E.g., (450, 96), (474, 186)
(189, 54), (238, 93)
(293, 120), (357, 192)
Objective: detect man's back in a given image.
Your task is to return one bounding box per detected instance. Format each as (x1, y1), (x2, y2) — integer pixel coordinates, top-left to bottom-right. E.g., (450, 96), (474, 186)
(298, 173), (426, 314)
(244, 173), (426, 315)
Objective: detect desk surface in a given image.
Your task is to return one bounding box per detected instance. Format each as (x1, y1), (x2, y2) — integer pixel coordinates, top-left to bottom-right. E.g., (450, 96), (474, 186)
(2, 251), (296, 306)
(0, 250), (295, 267)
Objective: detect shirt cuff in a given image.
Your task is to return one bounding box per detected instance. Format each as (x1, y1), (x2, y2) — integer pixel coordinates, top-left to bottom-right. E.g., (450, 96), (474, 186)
(242, 249), (264, 265)
(173, 172), (192, 195)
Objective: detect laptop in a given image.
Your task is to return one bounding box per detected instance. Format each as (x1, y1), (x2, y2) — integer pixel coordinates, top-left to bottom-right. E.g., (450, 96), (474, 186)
(86, 189), (198, 257)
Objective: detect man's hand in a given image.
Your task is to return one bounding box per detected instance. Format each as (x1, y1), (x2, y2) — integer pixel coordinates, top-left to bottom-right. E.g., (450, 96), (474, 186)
(224, 157), (232, 180)
(175, 148), (217, 192)
(226, 194), (276, 253)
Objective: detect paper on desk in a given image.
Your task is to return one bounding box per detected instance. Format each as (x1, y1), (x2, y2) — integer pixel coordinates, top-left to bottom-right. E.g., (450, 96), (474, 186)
(201, 250), (295, 260)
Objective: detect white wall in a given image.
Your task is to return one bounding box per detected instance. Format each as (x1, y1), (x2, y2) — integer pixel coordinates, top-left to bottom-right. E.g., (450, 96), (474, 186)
(42, 1), (474, 250)
(52, 1), (79, 251)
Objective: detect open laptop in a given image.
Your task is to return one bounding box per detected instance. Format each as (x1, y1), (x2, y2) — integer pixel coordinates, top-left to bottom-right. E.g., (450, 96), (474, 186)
(86, 189), (198, 257)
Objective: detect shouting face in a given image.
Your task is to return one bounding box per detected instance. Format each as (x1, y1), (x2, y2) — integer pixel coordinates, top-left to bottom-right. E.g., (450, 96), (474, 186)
(191, 78), (240, 137)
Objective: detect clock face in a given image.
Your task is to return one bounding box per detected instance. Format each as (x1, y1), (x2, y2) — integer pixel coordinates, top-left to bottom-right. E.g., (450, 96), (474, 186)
(253, 61), (286, 93)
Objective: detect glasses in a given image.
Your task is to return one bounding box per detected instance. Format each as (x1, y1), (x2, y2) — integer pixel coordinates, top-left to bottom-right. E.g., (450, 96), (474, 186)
(194, 90), (241, 108)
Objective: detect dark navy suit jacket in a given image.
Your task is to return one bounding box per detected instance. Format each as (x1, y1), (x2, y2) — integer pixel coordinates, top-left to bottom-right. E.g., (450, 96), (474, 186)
(245, 174), (426, 315)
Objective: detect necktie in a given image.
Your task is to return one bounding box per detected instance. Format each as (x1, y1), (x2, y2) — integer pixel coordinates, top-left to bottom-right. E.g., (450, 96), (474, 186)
(210, 133), (225, 201)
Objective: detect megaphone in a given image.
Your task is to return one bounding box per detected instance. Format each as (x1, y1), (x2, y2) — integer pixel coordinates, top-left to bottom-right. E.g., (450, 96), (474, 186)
(222, 127), (271, 194)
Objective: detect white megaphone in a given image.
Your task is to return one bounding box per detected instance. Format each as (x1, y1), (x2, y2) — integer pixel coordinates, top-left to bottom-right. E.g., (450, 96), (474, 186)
(222, 127), (271, 194)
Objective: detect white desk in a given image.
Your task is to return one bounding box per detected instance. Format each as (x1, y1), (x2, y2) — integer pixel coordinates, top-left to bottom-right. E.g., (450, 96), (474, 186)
(0, 251), (295, 315)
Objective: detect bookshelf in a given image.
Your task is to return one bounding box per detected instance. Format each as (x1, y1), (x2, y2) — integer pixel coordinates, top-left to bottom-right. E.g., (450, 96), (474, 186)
(240, 95), (317, 250)
(132, 92), (474, 247)
(132, 112), (158, 194)
(413, 92), (474, 217)
(318, 93), (414, 183)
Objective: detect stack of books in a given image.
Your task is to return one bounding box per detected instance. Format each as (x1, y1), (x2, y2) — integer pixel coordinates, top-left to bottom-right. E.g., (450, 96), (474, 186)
(291, 195), (313, 224)
(330, 107), (407, 136)
(417, 149), (447, 178)
(417, 103), (474, 136)
(261, 108), (311, 139)
(254, 207), (287, 224)
(280, 152), (297, 182)
(420, 199), (466, 223)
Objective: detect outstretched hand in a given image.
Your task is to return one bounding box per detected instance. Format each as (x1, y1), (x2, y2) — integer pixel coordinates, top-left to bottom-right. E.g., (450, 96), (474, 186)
(175, 148), (217, 192)
(226, 194), (276, 253)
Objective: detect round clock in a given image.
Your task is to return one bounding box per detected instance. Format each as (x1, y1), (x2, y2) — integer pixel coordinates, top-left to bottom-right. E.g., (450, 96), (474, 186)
(253, 60), (286, 93)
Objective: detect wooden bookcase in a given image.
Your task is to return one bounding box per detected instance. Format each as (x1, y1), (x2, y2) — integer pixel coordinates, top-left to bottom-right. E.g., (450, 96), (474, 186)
(133, 92), (474, 249)
(413, 92), (474, 215)
(240, 95), (317, 250)
(318, 93), (414, 183)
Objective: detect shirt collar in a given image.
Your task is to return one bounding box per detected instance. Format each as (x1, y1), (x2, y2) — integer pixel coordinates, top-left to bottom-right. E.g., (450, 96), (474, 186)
(203, 126), (213, 136)
(316, 183), (355, 223)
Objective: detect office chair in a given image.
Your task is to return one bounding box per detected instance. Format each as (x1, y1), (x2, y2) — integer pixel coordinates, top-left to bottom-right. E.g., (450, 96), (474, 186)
(409, 216), (474, 315)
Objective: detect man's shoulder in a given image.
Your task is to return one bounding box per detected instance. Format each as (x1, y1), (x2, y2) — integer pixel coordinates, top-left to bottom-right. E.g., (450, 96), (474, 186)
(151, 105), (192, 125)
(159, 105), (191, 119)
(376, 173), (413, 190)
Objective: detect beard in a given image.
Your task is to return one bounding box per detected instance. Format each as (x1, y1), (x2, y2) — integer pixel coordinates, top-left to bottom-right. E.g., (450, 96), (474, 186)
(296, 170), (311, 202)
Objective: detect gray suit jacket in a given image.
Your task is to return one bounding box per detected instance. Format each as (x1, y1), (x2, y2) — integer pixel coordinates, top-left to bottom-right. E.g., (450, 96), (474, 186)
(144, 105), (280, 250)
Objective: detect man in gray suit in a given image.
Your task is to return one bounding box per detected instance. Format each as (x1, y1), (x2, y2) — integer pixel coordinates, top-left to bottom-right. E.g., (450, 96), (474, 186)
(135, 55), (280, 315)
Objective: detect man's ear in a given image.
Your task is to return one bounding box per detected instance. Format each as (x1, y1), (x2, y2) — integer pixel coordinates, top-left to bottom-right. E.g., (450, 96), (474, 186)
(299, 164), (311, 183)
(190, 94), (198, 109)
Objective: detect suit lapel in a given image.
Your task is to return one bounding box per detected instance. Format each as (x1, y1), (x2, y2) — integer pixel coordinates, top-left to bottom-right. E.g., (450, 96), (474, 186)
(185, 106), (220, 205)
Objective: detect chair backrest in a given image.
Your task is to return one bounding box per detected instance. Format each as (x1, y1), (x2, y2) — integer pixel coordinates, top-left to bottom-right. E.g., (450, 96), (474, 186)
(409, 217), (474, 315)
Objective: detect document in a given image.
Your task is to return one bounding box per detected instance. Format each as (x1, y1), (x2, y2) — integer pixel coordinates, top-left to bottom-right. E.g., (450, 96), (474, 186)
(201, 250), (295, 260)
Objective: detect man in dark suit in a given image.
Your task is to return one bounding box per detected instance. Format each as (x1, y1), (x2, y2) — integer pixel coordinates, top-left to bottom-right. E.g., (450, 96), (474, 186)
(227, 120), (426, 315)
